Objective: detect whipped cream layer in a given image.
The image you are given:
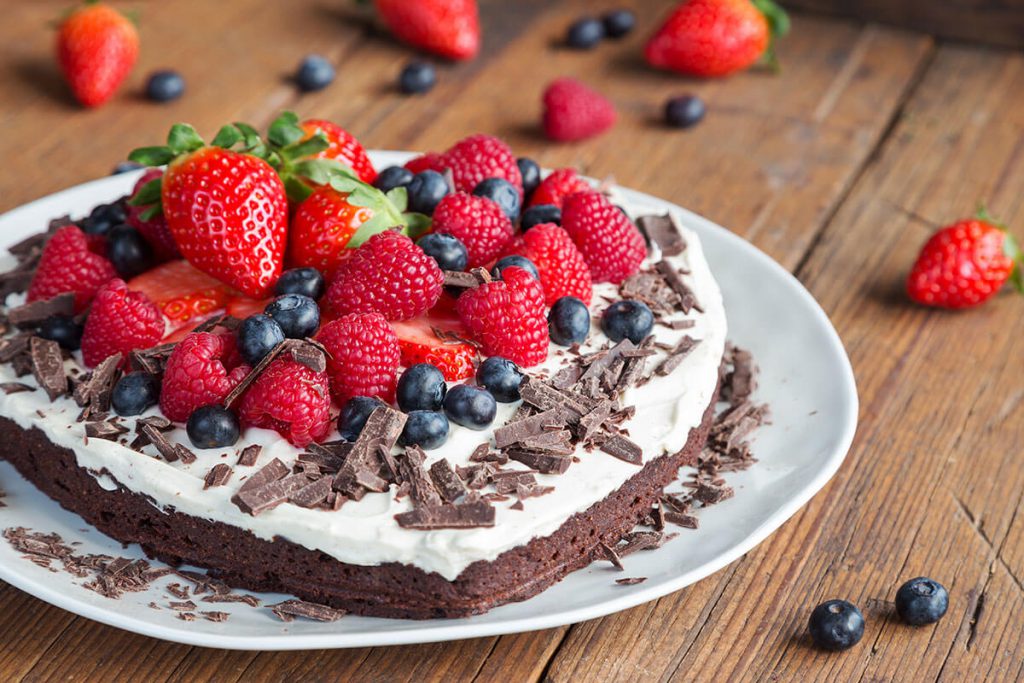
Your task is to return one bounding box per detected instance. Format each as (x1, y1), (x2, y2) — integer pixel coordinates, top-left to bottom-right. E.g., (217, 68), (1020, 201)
(0, 215), (726, 581)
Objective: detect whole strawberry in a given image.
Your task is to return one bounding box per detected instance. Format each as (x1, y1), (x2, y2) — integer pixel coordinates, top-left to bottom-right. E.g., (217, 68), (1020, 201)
(374, 0), (480, 61)
(542, 78), (617, 142)
(317, 312), (401, 404)
(126, 169), (180, 260)
(456, 267), (549, 367)
(907, 214), (1023, 309)
(160, 332), (250, 422)
(500, 223), (593, 306)
(440, 134), (523, 196)
(528, 168), (591, 209)
(644, 0), (789, 77)
(432, 192), (515, 267)
(238, 357), (332, 447)
(562, 191), (647, 284)
(299, 119), (377, 184)
(27, 225), (117, 312)
(81, 279), (165, 367)
(56, 2), (139, 107)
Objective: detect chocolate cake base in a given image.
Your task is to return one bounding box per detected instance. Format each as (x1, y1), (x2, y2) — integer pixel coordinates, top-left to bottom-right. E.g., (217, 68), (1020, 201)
(0, 389), (717, 619)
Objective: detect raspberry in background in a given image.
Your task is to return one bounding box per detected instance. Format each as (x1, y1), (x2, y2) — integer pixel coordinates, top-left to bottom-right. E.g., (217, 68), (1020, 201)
(562, 191), (646, 284)
(160, 332), (250, 422)
(440, 134), (523, 196)
(456, 267), (549, 366)
(318, 312), (401, 403)
(542, 78), (617, 142)
(126, 169), (180, 260)
(27, 225), (117, 312)
(500, 223), (593, 306)
(80, 279), (165, 367)
(238, 357), (332, 447)
(431, 193), (516, 268)
(528, 168), (591, 209)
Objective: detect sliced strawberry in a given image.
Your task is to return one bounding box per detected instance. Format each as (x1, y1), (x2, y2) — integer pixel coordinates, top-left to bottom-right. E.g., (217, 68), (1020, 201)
(391, 314), (477, 381)
(128, 260), (233, 336)
(226, 295), (273, 320)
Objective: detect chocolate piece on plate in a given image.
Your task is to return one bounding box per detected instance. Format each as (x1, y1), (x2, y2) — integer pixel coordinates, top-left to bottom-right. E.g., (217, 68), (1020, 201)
(0, 382), (34, 394)
(203, 464), (233, 489)
(7, 293), (75, 329)
(268, 599), (346, 622)
(615, 577), (647, 585)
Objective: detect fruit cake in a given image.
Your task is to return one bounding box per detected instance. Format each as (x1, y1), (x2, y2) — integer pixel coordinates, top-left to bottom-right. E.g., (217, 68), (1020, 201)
(0, 115), (727, 618)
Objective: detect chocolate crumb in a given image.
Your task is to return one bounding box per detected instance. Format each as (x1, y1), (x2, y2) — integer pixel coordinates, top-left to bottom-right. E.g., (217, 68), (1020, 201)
(203, 464), (233, 489)
(30, 337), (67, 400)
(237, 444), (262, 467)
(8, 293), (75, 329)
(0, 382), (34, 394)
(615, 577), (647, 585)
(268, 599), (346, 622)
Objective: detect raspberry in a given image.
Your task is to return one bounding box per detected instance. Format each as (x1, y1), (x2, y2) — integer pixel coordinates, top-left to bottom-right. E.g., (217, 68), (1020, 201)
(159, 332), (249, 422)
(27, 225), (117, 312)
(501, 223), (593, 306)
(80, 279), (165, 367)
(562, 191), (646, 284)
(528, 168), (591, 208)
(326, 231), (443, 321)
(439, 134), (523, 196)
(126, 168), (180, 260)
(431, 193), (515, 268)
(542, 78), (617, 142)
(238, 357), (332, 447)
(404, 152), (444, 174)
(456, 267), (549, 367)
(317, 312), (401, 403)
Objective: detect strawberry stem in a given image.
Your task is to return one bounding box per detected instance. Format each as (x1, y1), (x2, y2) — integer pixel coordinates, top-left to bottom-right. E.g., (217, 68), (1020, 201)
(752, 0), (790, 73)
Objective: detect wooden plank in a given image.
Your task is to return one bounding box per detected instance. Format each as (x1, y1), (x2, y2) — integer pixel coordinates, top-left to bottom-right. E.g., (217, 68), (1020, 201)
(0, 583), (77, 680)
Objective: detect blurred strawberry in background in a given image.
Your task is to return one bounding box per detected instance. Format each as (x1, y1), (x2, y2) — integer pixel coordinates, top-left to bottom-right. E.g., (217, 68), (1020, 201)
(373, 0), (480, 60)
(56, 2), (139, 107)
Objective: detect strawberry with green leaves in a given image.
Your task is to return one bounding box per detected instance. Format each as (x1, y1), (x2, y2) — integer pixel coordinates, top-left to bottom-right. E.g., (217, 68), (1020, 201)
(56, 1), (139, 107)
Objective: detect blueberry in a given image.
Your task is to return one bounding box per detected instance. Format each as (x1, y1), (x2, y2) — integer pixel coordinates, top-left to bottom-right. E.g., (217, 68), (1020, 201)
(111, 372), (159, 416)
(601, 300), (654, 344)
(665, 95), (706, 129)
(399, 410), (450, 450)
(808, 600), (865, 651)
(145, 70), (185, 102)
(186, 405), (241, 449)
(274, 267), (325, 300)
(417, 233), (468, 272)
(106, 225), (155, 279)
(492, 255), (540, 281)
(399, 61), (437, 94)
(602, 9), (636, 38)
(895, 577), (949, 626)
(295, 55), (335, 92)
(337, 396), (387, 441)
(397, 363), (448, 412)
(407, 170), (449, 215)
(374, 166), (415, 194)
(81, 202), (127, 235)
(566, 17), (605, 49)
(238, 314), (285, 365)
(473, 177), (521, 222)
(111, 161), (144, 175)
(476, 356), (524, 402)
(38, 315), (83, 351)
(521, 204), (561, 231)
(443, 384), (497, 430)
(549, 296), (590, 346)
(517, 157), (541, 198)
(264, 294), (320, 339)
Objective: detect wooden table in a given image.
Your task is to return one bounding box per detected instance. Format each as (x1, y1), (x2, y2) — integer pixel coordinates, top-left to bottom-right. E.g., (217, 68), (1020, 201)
(2, 1), (1022, 680)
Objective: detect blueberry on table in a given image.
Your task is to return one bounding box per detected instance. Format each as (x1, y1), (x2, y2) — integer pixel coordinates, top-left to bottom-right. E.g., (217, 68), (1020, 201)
(521, 204), (561, 231)
(601, 300), (654, 344)
(808, 600), (865, 651)
(187, 405), (241, 449)
(417, 233), (468, 272)
(399, 410), (450, 450)
(38, 314), (83, 351)
(399, 61), (437, 94)
(492, 255), (539, 281)
(106, 225), (154, 279)
(476, 356), (524, 402)
(374, 166), (415, 194)
(238, 314), (285, 365)
(473, 177), (521, 222)
(295, 55), (335, 92)
(264, 294), (320, 339)
(665, 95), (706, 129)
(111, 372), (159, 416)
(407, 170), (449, 215)
(549, 296), (590, 346)
(443, 384), (497, 430)
(517, 157), (541, 198)
(895, 577), (949, 626)
(566, 17), (605, 49)
(397, 363), (448, 412)
(275, 267), (325, 300)
(145, 70), (185, 102)
(338, 396), (387, 441)
(602, 9), (636, 38)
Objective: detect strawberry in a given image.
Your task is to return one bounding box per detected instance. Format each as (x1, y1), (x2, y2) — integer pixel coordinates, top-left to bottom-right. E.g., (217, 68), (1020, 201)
(456, 267), (549, 367)
(439, 134), (523, 196)
(907, 212), (1023, 309)
(431, 192), (515, 267)
(528, 168), (590, 208)
(81, 279), (165, 367)
(317, 312), (401, 404)
(226, 296), (274, 320)
(299, 119), (377, 184)
(160, 332), (249, 422)
(500, 223), (593, 306)
(126, 169), (180, 260)
(405, 152), (444, 174)
(562, 191), (646, 284)
(56, 2), (139, 107)
(128, 260), (233, 336)
(238, 357), (332, 447)
(391, 313), (477, 381)
(373, 0), (480, 61)
(27, 225), (117, 312)
(644, 0), (789, 77)
(542, 78), (617, 142)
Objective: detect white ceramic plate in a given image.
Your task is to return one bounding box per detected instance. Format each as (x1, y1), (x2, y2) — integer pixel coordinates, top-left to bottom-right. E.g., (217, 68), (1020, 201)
(0, 152), (857, 650)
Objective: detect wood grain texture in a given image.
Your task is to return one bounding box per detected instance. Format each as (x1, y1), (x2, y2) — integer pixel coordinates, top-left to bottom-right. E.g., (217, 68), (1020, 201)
(0, 1), (1021, 681)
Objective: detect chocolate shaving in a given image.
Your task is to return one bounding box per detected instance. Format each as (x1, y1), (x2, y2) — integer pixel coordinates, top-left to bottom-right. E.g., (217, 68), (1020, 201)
(235, 474), (310, 515)
(468, 442), (492, 462)
(664, 511), (699, 529)
(596, 434), (643, 465)
(8, 293), (75, 329)
(268, 599), (345, 622)
(0, 336), (30, 363)
(237, 444), (262, 467)
(237, 458), (289, 494)
(0, 382), (34, 394)
(443, 270), (480, 289)
(494, 409), (567, 448)
(615, 577), (647, 585)
(297, 448), (346, 474)
(169, 600), (198, 611)
(222, 340), (288, 407)
(469, 267), (493, 284)
(173, 444), (197, 465)
(203, 464), (233, 489)
(394, 499), (496, 530)
(289, 476), (334, 508)
(599, 542), (624, 570)
(429, 459), (466, 503)
(30, 337), (67, 400)
(399, 446), (443, 507)
(654, 336), (700, 377)
(694, 481), (734, 505)
(636, 214), (686, 256)
(655, 260), (703, 314)
(140, 424), (181, 462)
(506, 449), (571, 474)
(619, 272), (680, 314)
(84, 420), (128, 441)
(166, 583), (190, 600)
(333, 406), (405, 496)
(287, 339), (327, 373)
(201, 611), (230, 622)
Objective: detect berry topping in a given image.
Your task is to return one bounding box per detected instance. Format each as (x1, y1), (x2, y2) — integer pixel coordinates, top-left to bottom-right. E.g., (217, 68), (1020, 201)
(542, 78), (617, 142)
(338, 396), (388, 442)
(373, 0), (480, 61)
(145, 70), (186, 102)
(517, 157), (541, 198)
(374, 166), (415, 193)
(106, 225), (155, 279)
(326, 231), (444, 321)
(27, 225), (117, 313)
(528, 168), (590, 208)
(399, 61), (437, 94)
(238, 357), (332, 447)
(159, 332), (249, 423)
(808, 600), (865, 652)
(187, 405), (241, 449)
(298, 119), (377, 184)
(665, 95), (707, 129)
(111, 372), (160, 416)
(566, 17), (605, 49)
(404, 152), (445, 175)
(407, 170), (450, 215)
(317, 312), (401, 404)
(82, 201), (127, 235)
(476, 356), (524, 402)
(295, 55), (335, 92)
(895, 577), (949, 626)
(492, 255), (540, 281)
(602, 300), (654, 344)
(81, 279), (165, 367)
(56, 2), (139, 108)
(38, 315), (83, 351)
(126, 169), (180, 260)
(432, 193), (516, 268)
(548, 296), (591, 346)
(399, 410), (450, 450)
(456, 267), (549, 367)
(443, 384), (497, 430)
(238, 314), (286, 366)
(264, 294), (320, 339)
(397, 363), (448, 412)
(127, 259), (233, 336)
(562, 191), (646, 284)
(521, 204), (561, 231)
(417, 233), (469, 272)
(391, 316), (477, 382)
(275, 267), (325, 300)
(440, 134), (523, 197)
(473, 177), (521, 222)
(500, 223), (593, 306)
(602, 9), (636, 38)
